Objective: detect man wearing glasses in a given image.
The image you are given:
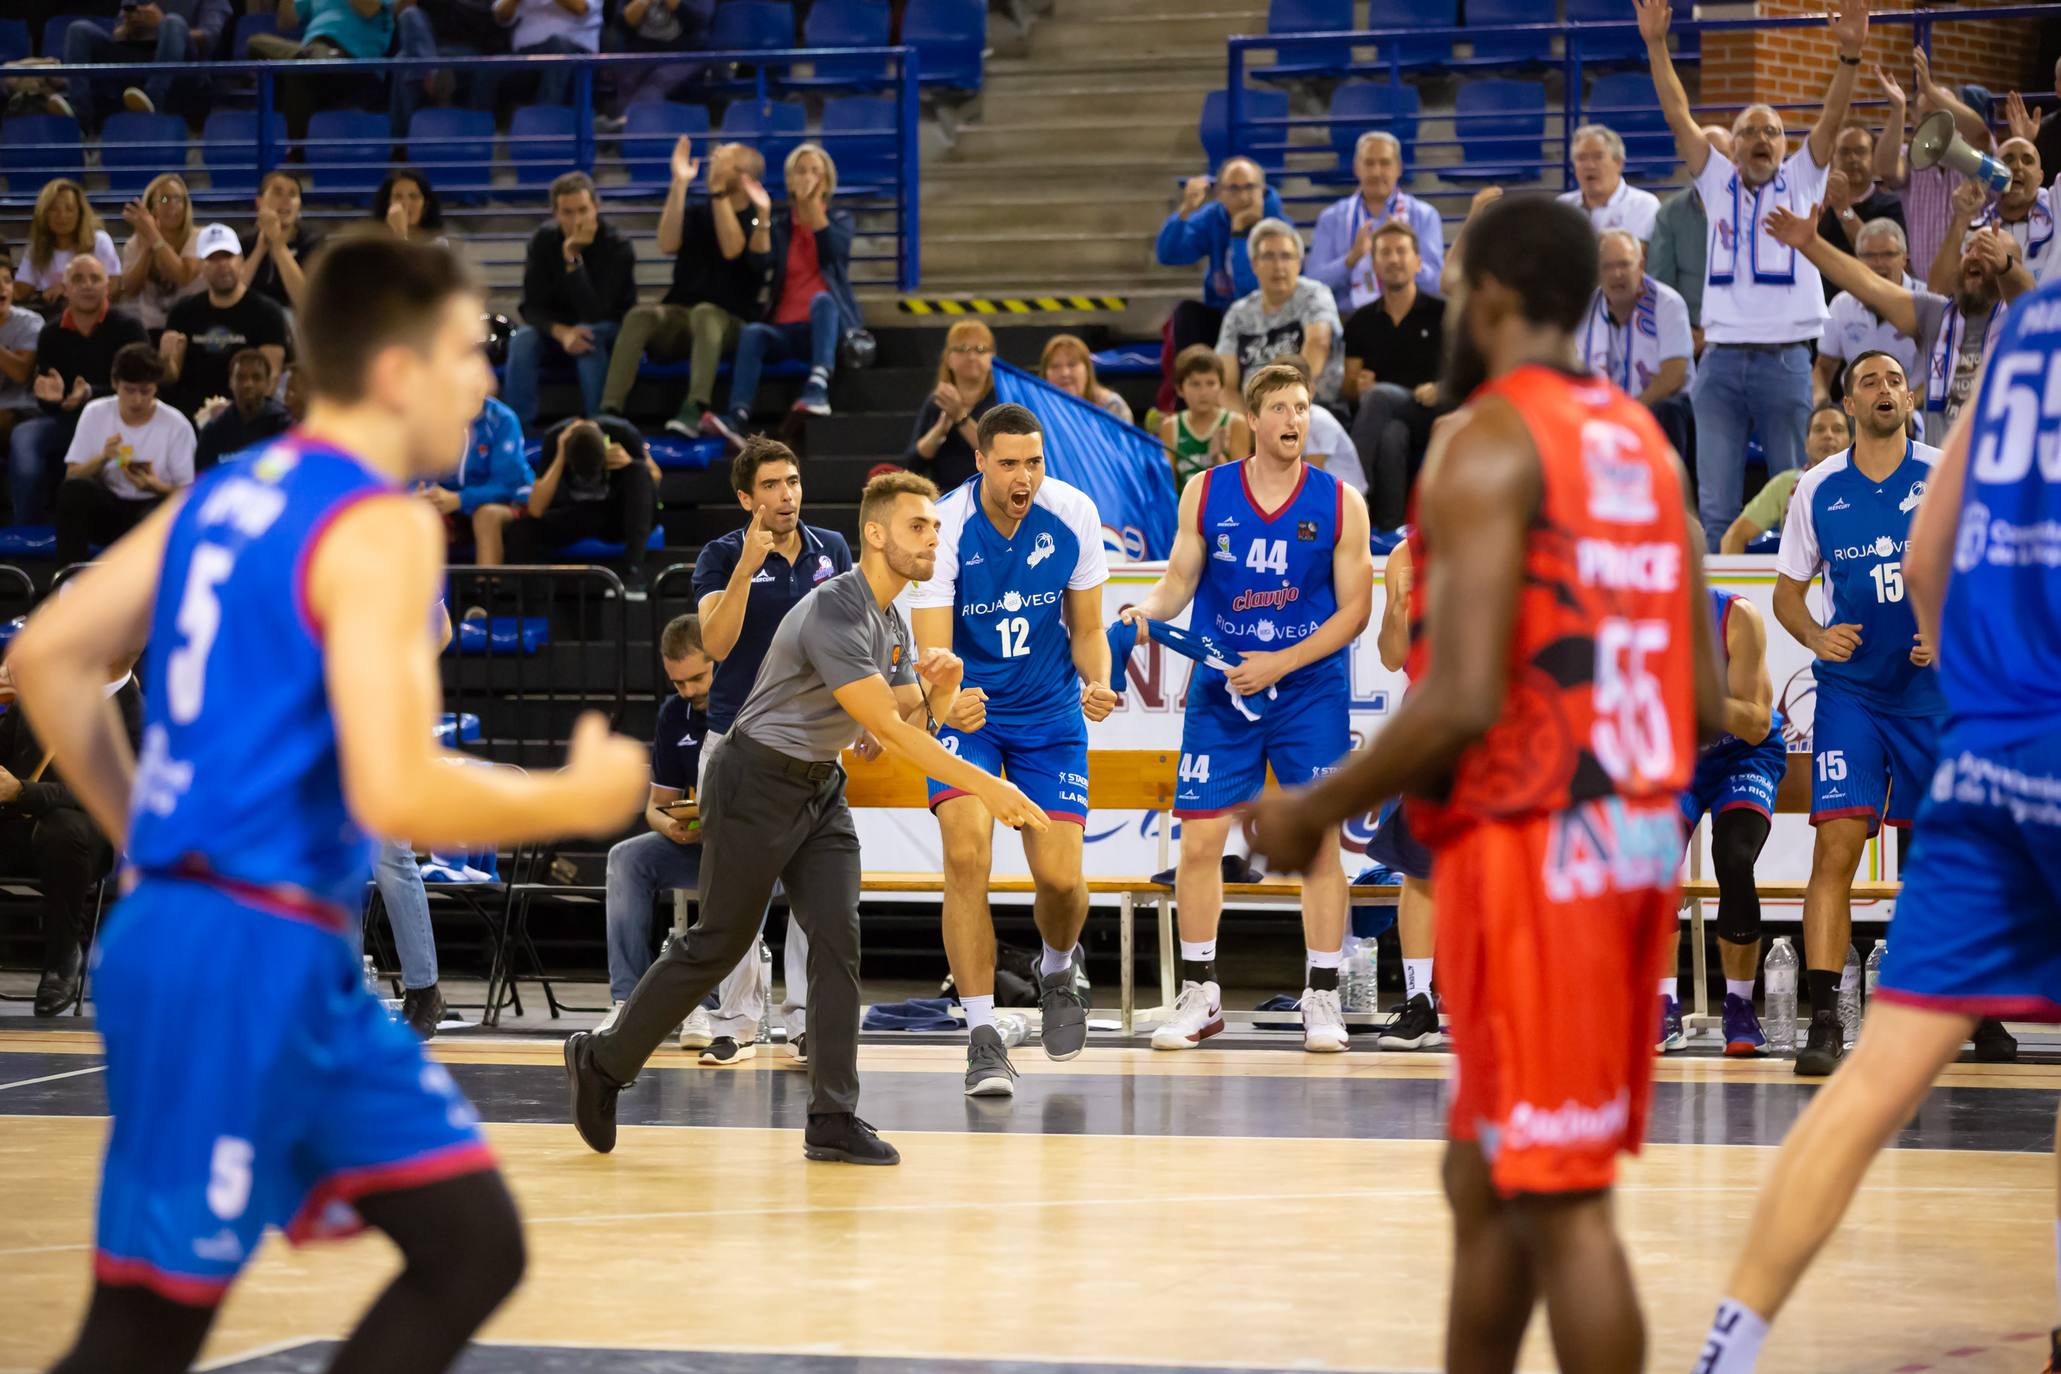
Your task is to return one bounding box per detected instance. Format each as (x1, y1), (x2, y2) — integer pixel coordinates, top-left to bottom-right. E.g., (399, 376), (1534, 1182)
(1308, 131), (1444, 316)
(1156, 157), (1284, 404)
(1814, 218), (1940, 408)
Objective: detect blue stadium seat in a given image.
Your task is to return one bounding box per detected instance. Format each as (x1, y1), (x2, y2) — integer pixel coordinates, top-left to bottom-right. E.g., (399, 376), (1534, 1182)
(202, 110), (288, 196)
(709, 1), (795, 54)
(1564, 0), (1645, 62)
(1364, 0), (1452, 67)
(304, 109), (390, 201)
(407, 108), (495, 201)
(231, 9), (300, 53)
(508, 105), (577, 189)
(0, 115), (86, 192)
(0, 19), (31, 65)
(1586, 71), (1673, 171)
(1254, 0), (1354, 81)
(40, 14), (111, 59)
(1199, 88), (1289, 172)
(821, 95), (897, 192)
(1447, 78), (1545, 181)
(902, 0), (985, 91)
(99, 112), (188, 198)
(1310, 80), (1420, 185)
(1463, 0), (1553, 66)
(718, 98), (806, 195)
(621, 101), (710, 190)
(798, 0), (893, 87)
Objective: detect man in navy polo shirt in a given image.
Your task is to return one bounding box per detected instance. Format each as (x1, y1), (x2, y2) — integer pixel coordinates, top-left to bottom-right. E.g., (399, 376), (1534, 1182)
(687, 436), (853, 1064)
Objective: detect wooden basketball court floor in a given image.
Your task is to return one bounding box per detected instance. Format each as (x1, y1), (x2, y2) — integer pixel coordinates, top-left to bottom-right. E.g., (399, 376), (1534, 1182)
(1, 1025), (2055, 1374)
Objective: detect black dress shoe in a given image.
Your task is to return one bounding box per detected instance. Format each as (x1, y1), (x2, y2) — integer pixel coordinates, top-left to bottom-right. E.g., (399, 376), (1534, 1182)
(32, 968), (79, 1018)
(564, 1032), (626, 1154)
(803, 1112), (900, 1165)
(401, 983), (446, 1040)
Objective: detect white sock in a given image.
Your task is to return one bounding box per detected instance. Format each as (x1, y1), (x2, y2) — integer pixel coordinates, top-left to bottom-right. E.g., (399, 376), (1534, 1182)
(1405, 958), (1433, 1001)
(1306, 946), (1343, 970)
(962, 994), (995, 1033)
(1179, 939), (1217, 965)
(1039, 942), (1073, 977)
(1697, 1298), (1768, 1373)
(1727, 978), (1757, 1002)
(1660, 977), (1679, 1001)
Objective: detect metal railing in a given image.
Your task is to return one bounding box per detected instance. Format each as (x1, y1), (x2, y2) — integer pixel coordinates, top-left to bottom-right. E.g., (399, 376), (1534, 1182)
(1, 45), (923, 289)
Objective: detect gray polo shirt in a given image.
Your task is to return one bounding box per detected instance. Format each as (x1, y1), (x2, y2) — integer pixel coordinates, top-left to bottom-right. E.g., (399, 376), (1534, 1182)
(731, 569), (917, 762)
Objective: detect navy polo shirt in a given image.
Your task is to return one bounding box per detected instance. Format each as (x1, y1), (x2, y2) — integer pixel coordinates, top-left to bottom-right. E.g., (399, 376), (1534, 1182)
(692, 521), (853, 733)
(652, 694), (707, 792)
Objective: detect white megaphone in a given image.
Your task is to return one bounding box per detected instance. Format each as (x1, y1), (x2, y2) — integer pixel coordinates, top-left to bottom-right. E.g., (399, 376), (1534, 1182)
(1908, 108), (2013, 194)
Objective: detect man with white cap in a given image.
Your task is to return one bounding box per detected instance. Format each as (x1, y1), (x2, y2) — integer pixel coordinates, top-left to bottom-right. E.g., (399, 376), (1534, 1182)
(159, 222), (290, 420)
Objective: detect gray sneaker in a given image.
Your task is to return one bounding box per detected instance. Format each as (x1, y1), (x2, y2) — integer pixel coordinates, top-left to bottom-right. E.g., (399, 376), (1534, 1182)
(1038, 962), (1089, 1061)
(964, 1024), (1018, 1097)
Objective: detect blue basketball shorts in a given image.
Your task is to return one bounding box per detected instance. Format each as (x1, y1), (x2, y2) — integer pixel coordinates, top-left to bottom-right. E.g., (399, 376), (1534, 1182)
(1174, 674), (1351, 818)
(929, 708), (1090, 825)
(1809, 682), (1942, 834)
(1367, 796), (1432, 881)
(1877, 726), (2061, 1020)
(1680, 734), (1787, 828)
(90, 875), (493, 1307)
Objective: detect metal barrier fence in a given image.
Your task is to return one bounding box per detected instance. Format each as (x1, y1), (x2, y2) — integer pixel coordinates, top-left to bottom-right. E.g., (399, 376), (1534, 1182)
(2, 46), (922, 289)
(1225, 5), (2061, 231)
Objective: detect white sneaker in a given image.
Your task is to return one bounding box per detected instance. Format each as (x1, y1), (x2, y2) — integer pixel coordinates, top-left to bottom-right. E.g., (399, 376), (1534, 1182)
(677, 1006), (715, 1050)
(1151, 980), (1224, 1050)
(1301, 987), (1349, 1053)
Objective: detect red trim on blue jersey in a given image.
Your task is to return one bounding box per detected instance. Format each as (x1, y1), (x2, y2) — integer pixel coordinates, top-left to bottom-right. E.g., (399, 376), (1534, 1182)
(1883, 816), (1914, 828)
(1334, 476), (1343, 531)
(293, 486), (405, 643)
(94, 1252), (235, 1308)
(284, 1140), (498, 1245)
(151, 860), (354, 935)
(1240, 459), (1308, 523)
(1873, 987), (2061, 1024)
(1716, 799), (1773, 819)
(929, 790), (1088, 828)
(1047, 810), (1088, 827)
(1172, 805), (1244, 819)
(1808, 804), (1882, 834)
(1195, 466), (1216, 536)
(928, 787), (971, 812)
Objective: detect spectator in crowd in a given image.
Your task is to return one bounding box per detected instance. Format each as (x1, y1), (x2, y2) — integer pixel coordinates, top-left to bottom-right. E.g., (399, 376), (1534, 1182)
(1641, 0), (1866, 549)
(114, 173), (201, 334)
(395, 0), (510, 110)
(2017, 70), (2061, 193)
(719, 143), (859, 436)
(1579, 228), (1696, 463)
(506, 413), (662, 587)
(1950, 137), (2053, 283)
(1558, 123), (1663, 240)
(490, 0), (603, 110)
(159, 224), (291, 419)
(1309, 132), (1443, 317)
(281, 359), (308, 420)
(506, 171), (637, 432)
(603, 613), (712, 1004)
(906, 318), (997, 493)
(1155, 157), (1283, 372)
(0, 261), (45, 452)
(1720, 401), (1850, 554)
(245, 0), (432, 143)
(371, 168), (451, 248)
(1217, 218), (1341, 403)
(59, 0), (230, 128)
(241, 170), (320, 314)
(428, 392), (532, 566)
(1874, 49), (1993, 283)
(11, 255), (146, 524)
(1814, 122), (1905, 294)
(605, 0), (714, 109)
(1814, 217), (1927, 405)
(1646, 124), (1733, 353)
(1159, 345), (1248, 489)
(54, 341), (193, 564)
(194, 348), (292, 472)
(1038, 333), (1133, 425)
(601, 138), (771, 439)
(1342, 220), (1442, 528)
(1765, 200), (2028, 445)
(15, 180), (122, 315)
(0, 653), (141, 1016)
(1276, 354), (1362, 495)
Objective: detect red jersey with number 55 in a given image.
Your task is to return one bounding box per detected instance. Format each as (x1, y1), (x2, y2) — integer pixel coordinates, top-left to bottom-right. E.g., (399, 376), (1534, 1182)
(1405, 364), (1696, 843)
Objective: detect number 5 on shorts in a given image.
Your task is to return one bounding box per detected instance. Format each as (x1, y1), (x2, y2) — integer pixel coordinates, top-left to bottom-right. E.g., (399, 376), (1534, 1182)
(207, 1135), (254, 1220)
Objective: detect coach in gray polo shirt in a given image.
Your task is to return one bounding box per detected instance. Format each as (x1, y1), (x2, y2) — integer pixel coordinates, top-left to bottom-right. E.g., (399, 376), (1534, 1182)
(566, 470), (1048, 1166)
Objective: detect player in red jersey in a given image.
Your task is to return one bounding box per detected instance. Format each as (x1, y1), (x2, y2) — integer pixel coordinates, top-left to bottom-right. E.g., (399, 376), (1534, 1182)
(1249, 194), (1725, 1374)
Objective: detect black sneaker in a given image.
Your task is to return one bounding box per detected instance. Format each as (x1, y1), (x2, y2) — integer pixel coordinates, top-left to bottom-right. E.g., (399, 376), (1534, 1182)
(1038, 962), (1089, 1061)
(32, 946), (82, 1018)
(563, 1031), (626, 1154)
(1376, 993), (1445, 1049)
(698, 1036), (755, 1067)
(401, 983), (446, 1040)
(1972, 1017), (2019, 1063)
(1795, 1008), (1844, 1077)
(787, 1033), (808, 1066)
(965, 1024), (1018, 1097)
(803, 1112), (900, 1165)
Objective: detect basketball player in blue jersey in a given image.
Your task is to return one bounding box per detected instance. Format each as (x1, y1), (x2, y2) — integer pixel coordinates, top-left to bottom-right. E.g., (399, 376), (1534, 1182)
(1123, 362), (1374, 1053)
(9, 235), (649, 1374)
(910, 403), (1115, 1096)
(1690, 267), (2061, 1374)
(1659, 588), (1781, 1056)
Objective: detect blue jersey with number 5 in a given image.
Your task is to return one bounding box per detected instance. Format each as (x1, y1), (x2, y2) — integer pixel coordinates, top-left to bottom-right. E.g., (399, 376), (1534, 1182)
(1943, 279), (2061, 748)
(1775, 438), (1945, 717)
(126, 437), (403, 910)
(1189, 460), (1346, 696)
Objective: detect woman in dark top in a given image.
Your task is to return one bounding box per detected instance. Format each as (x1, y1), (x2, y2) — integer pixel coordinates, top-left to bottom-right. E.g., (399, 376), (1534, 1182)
(371, 169), (451, 247)
(904, 318), (997, 493)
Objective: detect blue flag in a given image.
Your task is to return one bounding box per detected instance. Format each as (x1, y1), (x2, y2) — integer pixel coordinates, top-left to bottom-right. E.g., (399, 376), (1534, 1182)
(990, 360), (1177, 560)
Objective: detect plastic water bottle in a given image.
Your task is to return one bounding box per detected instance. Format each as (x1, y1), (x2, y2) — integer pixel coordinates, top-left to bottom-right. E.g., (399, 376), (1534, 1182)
(755, 937), (774, 1045)
(362, 955), (381, 998)
(1763, 938), (1798, 1053)
(1839, 944), (1862, 1048)
(995, 1013), (1029, 1048)
(1864, 939), (1886, 1006)
(1341, 936), (1378, 1014)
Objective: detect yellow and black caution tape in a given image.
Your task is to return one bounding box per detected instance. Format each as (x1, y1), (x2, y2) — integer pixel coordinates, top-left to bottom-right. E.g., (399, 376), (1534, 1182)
(898, 295), (1128, 316)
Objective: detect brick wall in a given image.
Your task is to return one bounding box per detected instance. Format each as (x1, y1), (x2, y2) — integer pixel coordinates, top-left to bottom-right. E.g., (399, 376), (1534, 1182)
(1699, 1), (2045, 132)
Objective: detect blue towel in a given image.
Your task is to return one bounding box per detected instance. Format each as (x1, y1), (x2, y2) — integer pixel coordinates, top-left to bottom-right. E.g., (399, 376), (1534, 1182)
(861, 997), (965, 1032)
(1349, 864), (1402, 939)
(1107, 616), (1276, 720)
